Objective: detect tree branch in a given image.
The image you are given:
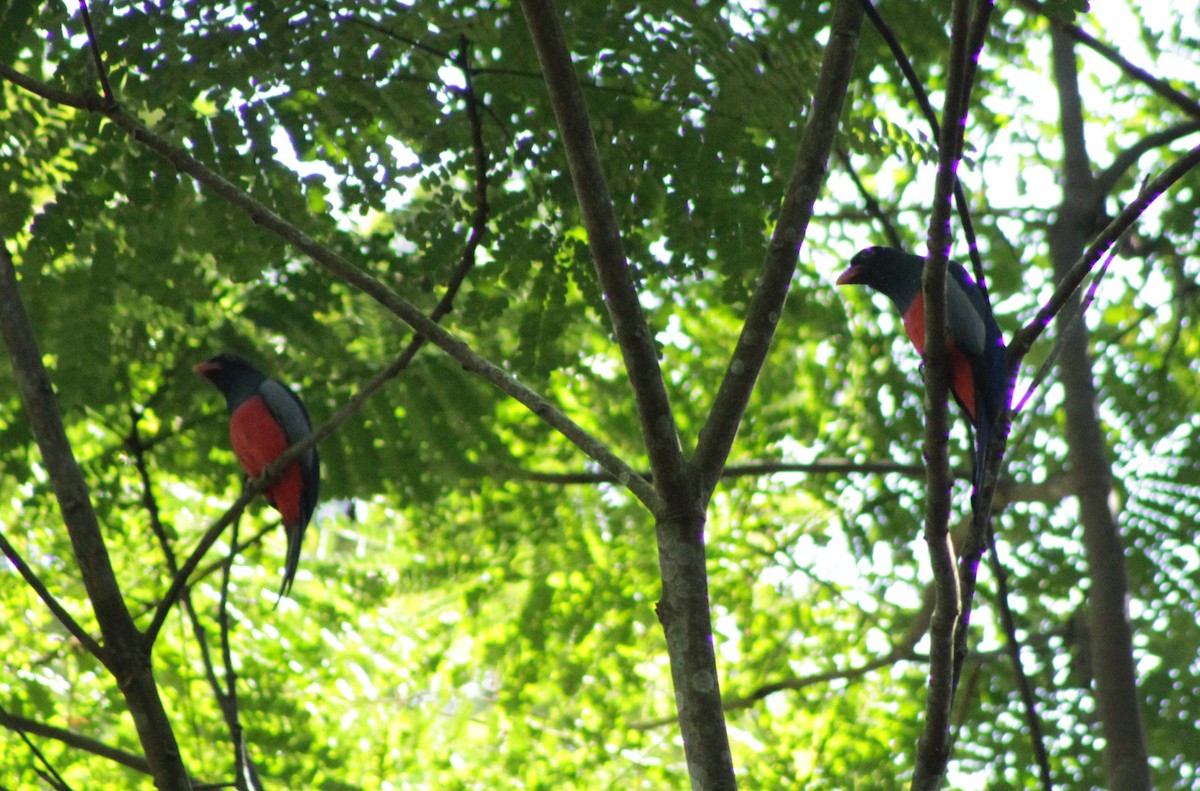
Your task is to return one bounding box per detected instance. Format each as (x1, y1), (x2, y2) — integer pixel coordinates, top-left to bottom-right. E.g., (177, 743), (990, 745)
(144, 481), (257, 647)
(0, 63), (658, 512)
(911, 2), (994, 789)
(1015, 0), (1200, 122)
(518, 0), (687, 502)
(838, 148), (905, 249)
(78, 0), (114, 104)
(630, 645), (919, 732)
(985, 528), (1053, 789)
(692, 0), (864, 500)
(0, 701), (73, 790)
(1013, 227), (1128, 417)
(218, 516), (254, 791)
(1009, 140), (1200, 359)
(0, 240), (193, 788)
(1094, 121), (1200, 198)
(505, 459), (937, 485)
(297, 0), (452, 61)
(0, 708), (151, 775)
(0, 529), (103, 658)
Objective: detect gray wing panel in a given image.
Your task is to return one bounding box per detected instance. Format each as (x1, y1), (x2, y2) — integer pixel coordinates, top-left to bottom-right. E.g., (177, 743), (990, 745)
(259, 379), (315, 446)
(946, 276), (986, 356)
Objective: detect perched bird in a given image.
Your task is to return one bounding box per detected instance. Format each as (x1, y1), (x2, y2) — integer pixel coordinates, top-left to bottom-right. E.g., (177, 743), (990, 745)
(195, 353), (320, 601)
(837, 246), (1006, 512)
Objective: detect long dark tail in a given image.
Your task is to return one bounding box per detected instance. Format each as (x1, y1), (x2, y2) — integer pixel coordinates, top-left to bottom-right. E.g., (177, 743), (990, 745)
(970, 413), (994, 520)
(274, 522), (304, 608)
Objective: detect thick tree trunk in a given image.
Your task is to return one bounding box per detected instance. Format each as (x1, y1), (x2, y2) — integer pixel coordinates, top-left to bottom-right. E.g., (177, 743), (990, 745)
(0, 244), (194, 790)
(1049, 27), (1151, 791)
(654, 506), (735, 789)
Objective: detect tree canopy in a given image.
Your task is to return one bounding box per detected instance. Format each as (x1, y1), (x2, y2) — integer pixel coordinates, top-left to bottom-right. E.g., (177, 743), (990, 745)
(1, 0), (1199, 788)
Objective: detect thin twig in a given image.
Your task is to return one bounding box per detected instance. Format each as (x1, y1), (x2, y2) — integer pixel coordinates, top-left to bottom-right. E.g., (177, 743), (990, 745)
(128, 403), (230, 683)
(298, 0), (451, 61)
(1013, 229), (1125, 416)
(1094, 121), (1200, 198)
(0, 701), (74, 791)
(0, 708), (151, 774)
(78, 0), (113, 104)
(143, 484), (259, 647)
(838, 149), (905, 248)
(630, 645), (919, 731)
(503, 459), (941, 485)
(985, 529), (1054, 789)
(219, 513), (248, 791)
(0, 530), (104, 660)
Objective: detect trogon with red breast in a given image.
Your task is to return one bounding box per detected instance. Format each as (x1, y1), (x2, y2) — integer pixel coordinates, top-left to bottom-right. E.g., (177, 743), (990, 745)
(837, 246), (1006, 514)
(195, 353), (320, 601)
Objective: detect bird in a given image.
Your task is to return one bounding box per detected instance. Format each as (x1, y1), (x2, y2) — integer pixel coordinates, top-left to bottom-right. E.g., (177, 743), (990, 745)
(195, 353), (320, 601)
(836, 246), (1006, 513)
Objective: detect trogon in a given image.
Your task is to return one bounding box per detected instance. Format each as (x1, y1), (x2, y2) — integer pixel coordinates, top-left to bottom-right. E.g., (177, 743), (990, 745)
(837, 246), (1006, 513)
(195, 353), (320, 600)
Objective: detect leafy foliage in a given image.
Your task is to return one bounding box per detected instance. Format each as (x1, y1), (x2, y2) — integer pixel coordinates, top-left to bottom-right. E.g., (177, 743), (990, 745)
(1, 0), (1199, 788)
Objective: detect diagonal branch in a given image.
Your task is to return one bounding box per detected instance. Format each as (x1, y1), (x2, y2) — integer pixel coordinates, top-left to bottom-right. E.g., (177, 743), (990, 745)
(1015, 0), (1200, 122)
(985, 527), (1054, 789)
(0, 63), (658, 512)
(505, 459), (936, 486)
(0, 529), (103, 659)
(0, 701), (73, 789)
(839, 148), (905, 249)
(692, 0), (865, 501)
(1012, 225), (1130, 417)
(0, 708), (152, 775)
(1009, 141), (1200, 359)
(1094, 121), (1200, 198)
(143, 466), (257, 647)
(78, 0), (114, 104)
(217, 515), (258, 791)
(518, 0), (687, 502)
(631, 644), (920, 732)
(297, 0), (452, 61)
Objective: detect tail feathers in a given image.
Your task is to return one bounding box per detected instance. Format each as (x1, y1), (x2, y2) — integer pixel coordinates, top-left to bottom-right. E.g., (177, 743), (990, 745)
(970, 414), (995, 519)
(274, 521), (306, 608)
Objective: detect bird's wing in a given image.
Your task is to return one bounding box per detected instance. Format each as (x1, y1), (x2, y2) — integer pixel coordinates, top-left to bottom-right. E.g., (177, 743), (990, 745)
(259, 378), (320, 518)
(945, 263), (988, 357)
(259, 379), (314, 445)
